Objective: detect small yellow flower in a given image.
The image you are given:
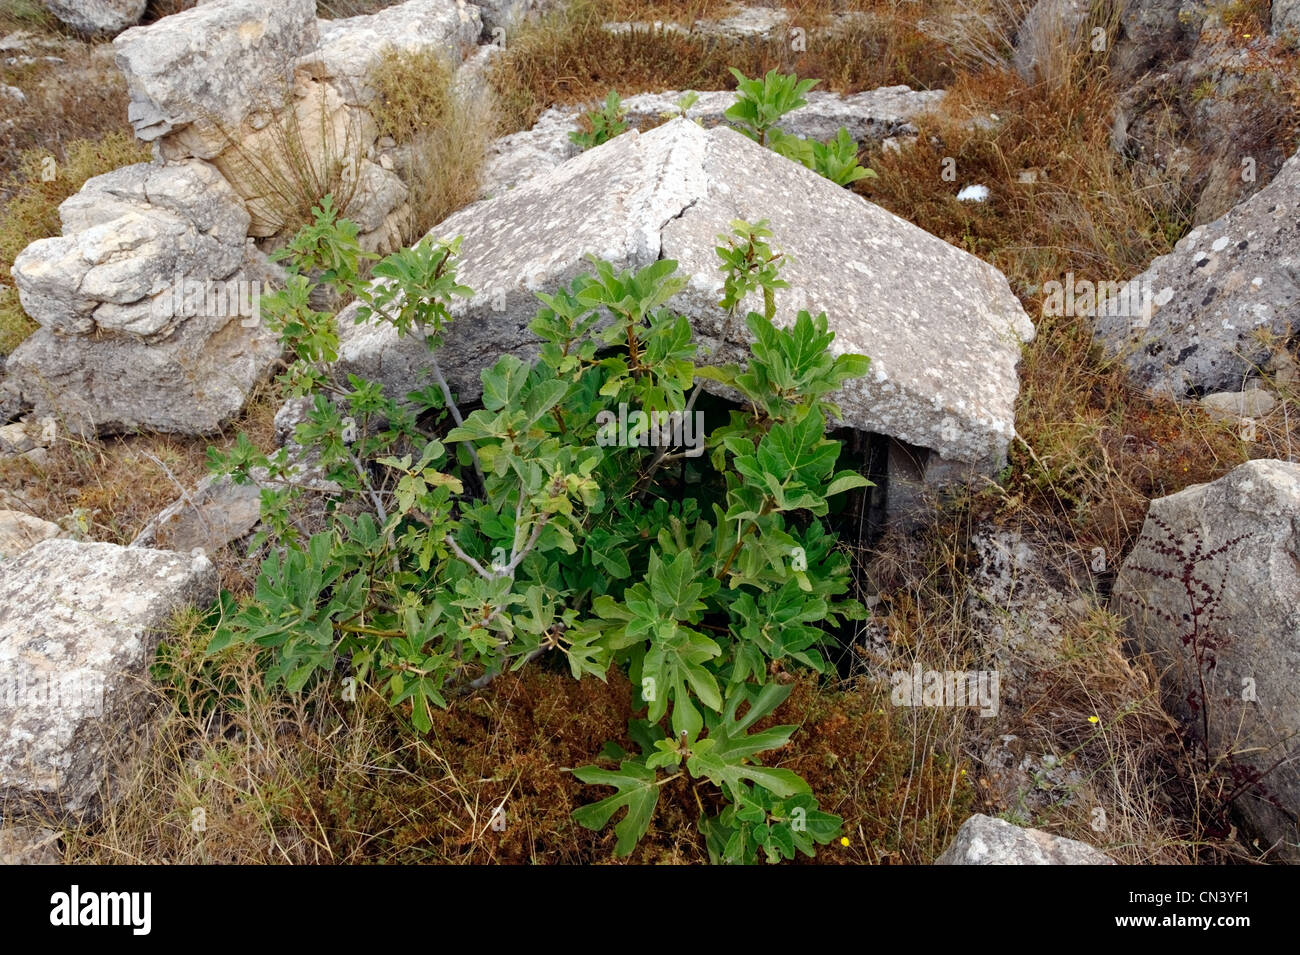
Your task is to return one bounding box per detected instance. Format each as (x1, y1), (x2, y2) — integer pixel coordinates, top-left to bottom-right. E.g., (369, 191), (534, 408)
(1088, 715), (1100, 724)
(840, 837), (850, 847)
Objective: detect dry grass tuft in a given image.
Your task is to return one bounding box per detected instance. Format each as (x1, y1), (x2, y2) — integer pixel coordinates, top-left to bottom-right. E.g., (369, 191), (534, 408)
(369, 46), (496, 242)
(488, 0), (954, 134)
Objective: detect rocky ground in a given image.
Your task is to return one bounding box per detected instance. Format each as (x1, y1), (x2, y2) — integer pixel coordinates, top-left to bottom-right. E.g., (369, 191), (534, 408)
(0, 0), (1297, 865)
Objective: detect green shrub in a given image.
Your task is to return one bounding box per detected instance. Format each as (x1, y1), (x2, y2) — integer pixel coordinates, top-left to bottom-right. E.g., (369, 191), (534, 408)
(206, 196), (872, 862)
(727, 67), (877, 186)
(569, 90), (629, 151)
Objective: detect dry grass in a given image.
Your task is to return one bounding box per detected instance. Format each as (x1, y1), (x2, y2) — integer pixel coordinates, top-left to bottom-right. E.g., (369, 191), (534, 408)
(0, 39), (134, 184)
(853, 61), (1299, 555)
(488, 0), (954, 134)
(0, 384), (278, 551)
(39, 611), (968, 864)
(0, 0), (56, 32)
(369, 46), (496, 242)
(209, 78), (368, 241)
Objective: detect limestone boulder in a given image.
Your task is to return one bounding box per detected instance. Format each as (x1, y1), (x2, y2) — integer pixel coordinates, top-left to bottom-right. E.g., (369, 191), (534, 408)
(481, 86), (944, 197)
(1275, 0), (1300, 36)
(41, 0), (145, 38)
(338, 118), (1033, 476)
(477, 0), (553, 34)
(0, 540), (217, 816)
(1093, 151), (1300, 397)
(1113, 459), (1300, 860)
(7, 161), (282, 435)
(305, 0), (482, 107)
(113, 0), (320, 160)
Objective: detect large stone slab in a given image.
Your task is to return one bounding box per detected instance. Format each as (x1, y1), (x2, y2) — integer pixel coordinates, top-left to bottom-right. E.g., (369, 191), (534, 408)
(113, 0), (320, 159)
(340, 119), (1031, 472)
(1093, 151), (1300, 397)
(0, 540), (217, 816)
(477, 0), (554, 33)
(936, 814), (1115, 864)
(8, 160), (282, 435)
(1113, 459), (1300, 860)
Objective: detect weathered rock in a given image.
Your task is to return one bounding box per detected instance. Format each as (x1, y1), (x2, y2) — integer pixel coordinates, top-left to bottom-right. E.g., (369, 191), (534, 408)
(1199, 388), (1277, 421)
(480, 87), (943, 197)
(936, 814), (1116, 864)
(0, 825), (60, 864)
(113, 0), (320, 159)
(41, 0), (145, 38)
(1110, 36), (1293, 226)
(305, 0), (481, 107)
(477, 0), (553, 34)
(133, 394), (342, 555)
(12, 161), (250, 337)
(8, 160), (282, 435)
(966, 527), (1098, 701)
(209, 75), (380, 239)
(0, 510), (60, 558)
(1111, 0), (1208, 79)
(1093, 151), (1300, 397)
(604, 7), (791, 41)
(0, 540), (217, 816)
(1113, 459), (1300, 860)
(0, 423), (32, 454)
(340, 118), (1033, 476)
(1274, 0), (1300, 36)
(130, 474), (263, 555)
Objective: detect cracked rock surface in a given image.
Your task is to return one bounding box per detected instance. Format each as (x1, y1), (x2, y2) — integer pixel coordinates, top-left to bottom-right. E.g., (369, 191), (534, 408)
(0, 540), (217, 816)
(339, 118), (1033, 468)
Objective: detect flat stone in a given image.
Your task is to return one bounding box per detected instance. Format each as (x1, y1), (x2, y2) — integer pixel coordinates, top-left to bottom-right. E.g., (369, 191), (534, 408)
(0, 423), (32, 454)
(1199, 388), (1277, 421)
(480, 86), (943, 198)
(0, 510), (60, 558)
(130, 474), (263, 555)
(0, 825), (60, 864)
